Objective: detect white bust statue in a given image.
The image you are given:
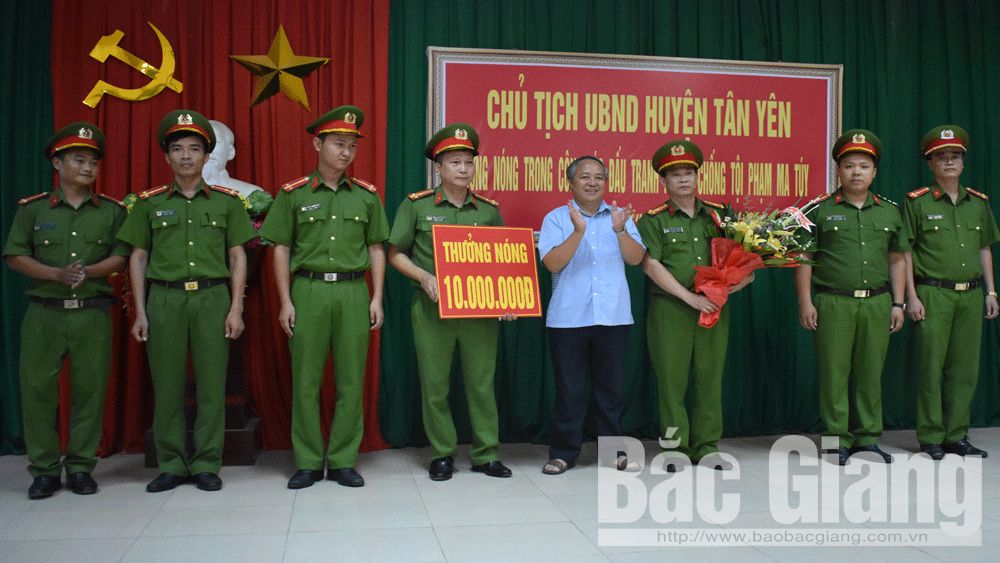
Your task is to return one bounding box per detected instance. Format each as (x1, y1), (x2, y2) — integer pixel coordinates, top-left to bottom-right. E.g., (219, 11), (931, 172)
(203, 120), (263, 196)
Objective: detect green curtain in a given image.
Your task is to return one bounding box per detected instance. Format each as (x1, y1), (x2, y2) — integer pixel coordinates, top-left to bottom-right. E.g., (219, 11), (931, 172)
(379, 0), (1000, 449)
(0, 2), (53, 454)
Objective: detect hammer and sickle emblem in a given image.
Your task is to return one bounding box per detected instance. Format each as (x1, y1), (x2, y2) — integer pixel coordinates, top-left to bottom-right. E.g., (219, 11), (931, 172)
(82, 21), (183, 108)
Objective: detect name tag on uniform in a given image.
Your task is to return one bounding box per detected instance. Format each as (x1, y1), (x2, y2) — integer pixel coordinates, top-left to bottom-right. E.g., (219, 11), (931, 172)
(927, 214), (944, 220)
(826, 215), (846, 222)
(300, 203), (321, 212)
(663, 226), (684, 233)
(425, 215), (447, 222)
(33, 222), (56, 231)
(154, 209), (177, 218)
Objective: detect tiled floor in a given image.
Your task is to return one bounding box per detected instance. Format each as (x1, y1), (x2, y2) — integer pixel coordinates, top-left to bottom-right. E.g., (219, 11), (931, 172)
(1, 428), (998, 562)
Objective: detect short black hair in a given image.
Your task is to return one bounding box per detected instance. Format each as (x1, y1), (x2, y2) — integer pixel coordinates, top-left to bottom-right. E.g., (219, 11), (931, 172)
(163, 132), (208, 152)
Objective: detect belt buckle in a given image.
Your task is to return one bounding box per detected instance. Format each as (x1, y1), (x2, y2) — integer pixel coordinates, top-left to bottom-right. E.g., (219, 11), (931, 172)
(853, 290), (870, 298)
(323, 273), (338, 282)
(184, 281), (200, 291)
(63, 299), (81, 309)
(954, 282), (970, 291)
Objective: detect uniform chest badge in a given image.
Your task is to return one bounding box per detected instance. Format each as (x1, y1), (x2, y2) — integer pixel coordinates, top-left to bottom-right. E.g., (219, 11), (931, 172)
(154, 209), (177, 218)
(663, 226), (684, 233)
(300, 203), (321, 212)
(425, 215), (447, 222)
(34, 222), (56, 231)
(826, 215), (846, 222)
(927, 214), (944, 220)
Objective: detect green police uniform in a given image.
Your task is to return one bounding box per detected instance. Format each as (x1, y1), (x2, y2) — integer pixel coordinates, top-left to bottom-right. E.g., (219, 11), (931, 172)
(805, 130), (903, 449)
(639, 196), (728, 461)
(387, 124), (505, 466)
(5, 189), (127, 478)
(3, 122), (128, 480)
(259, 170), (389, 470)
(117, 110), (255, 476)
(900, 126), (1000, 446)
(807, 189), (903, 448)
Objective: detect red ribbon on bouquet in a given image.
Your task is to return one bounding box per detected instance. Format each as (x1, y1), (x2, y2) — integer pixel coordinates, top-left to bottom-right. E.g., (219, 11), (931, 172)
(693, 238), (765, 328)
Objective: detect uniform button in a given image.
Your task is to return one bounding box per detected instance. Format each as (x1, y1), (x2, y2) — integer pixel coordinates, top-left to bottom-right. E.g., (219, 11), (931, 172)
(354, 216), (359, 221)
(189, 262), (195, 267)
(863, 260), (868, 265)
(71, 231), (77, 236)
(961, 243), (965, 247)
(162, 221), (167, 226)
(863, 280), (868, 284)
(188, 241), (194, 246)
(70, 252), (77, 257)
(188, 219), (193, 224)
(697, 256), (703, 261)
(72, 293), (77, 298)
(884, 227), (889, 231)
(211, 221), (217, 226)
(671, 238), (677, 243)
(961, 263), (966, 267)
(861, 241), (866, 246)
(934, 226), (939, 230)
(956, 224), (960, 228)
(833, 226), (838, 231)
(330, 236), (336, 240)
(98, 239), (102, 244)
(186, 200), (192, 204)
(332, 215), (337, 219)
(329, 257), (334, 261)
(43, 240), (49, 245)
(693, 237), (699, 242)
(309, 217), (315, 222)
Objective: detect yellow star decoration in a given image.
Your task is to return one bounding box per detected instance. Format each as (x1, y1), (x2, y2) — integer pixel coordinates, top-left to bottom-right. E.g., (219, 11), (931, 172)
(230, 25), (329, 110)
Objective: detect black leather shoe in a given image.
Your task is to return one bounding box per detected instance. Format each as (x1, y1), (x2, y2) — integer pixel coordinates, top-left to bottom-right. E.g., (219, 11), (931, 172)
(67, 472), (97, 495)
(849, 445), (892, 463)
(920, 443), (945, 460)
(471, 460), (512, 478)
(823, 447), (850, 466)
(193, 472), (222, 491)
(429, 457), (455, 481)
(328, 468), (365, 487)
(942, 438), (988, 458)
(287, 469), (324, 489)
(146, 473), (187, 493)
(28, 475), (61, 499)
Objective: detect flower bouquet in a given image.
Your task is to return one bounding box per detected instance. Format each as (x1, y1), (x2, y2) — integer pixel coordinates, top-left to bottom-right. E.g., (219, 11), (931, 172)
(692, 199), (820, 328)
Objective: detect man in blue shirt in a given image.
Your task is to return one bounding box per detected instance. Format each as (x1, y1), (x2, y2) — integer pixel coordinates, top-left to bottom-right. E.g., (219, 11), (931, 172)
(538, 156), (646, 474)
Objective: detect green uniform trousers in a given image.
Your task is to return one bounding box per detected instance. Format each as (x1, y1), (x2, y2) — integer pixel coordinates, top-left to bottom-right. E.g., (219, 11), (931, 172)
(813, 292), (891, 448)
(914, 286), (984, 445)
(647, 294), (729, 462)
(411, 293), (500, 465)
(19, 303), (112, 477)
(147, 283), (230, 476)
(289, 277), (370, 470)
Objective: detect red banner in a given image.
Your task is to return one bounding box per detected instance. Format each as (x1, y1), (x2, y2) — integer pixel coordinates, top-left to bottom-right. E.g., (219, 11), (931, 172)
(431, 225), (542, 319)
(430, 48), (841, 229)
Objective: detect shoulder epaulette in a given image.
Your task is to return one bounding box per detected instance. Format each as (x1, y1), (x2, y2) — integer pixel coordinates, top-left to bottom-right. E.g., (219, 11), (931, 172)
(701, 199), (725, 210)
(17, 192), (49, 206)
(809, 192), (835, 205)
(210, 185), (241, 198)
(139, 185), (169, 200)
(99, 194), (126, 208)
(646, 203), (669, 216)
(281, 176), (310, 192)
(907, 187), (930, 199)
(351, 176), (378, 194)
(874, 193), (898, 206)
(407, 189), (435, 201)
(966, 188), (989, 201)
(472, 192), (499, 206)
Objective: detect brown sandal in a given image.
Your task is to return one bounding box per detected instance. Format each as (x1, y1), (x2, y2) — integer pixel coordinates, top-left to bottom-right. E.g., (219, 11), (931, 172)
(542, 458), (574, 475)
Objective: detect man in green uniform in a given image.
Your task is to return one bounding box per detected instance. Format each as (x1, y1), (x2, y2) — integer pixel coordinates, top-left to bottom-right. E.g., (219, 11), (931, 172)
(4, 122), (128, 499)
(794, 129), (906, 466)
(118, 110), (255, 493)
(638, 140), (752, 472)
(900, 125), (999, 459)
(259, 105), (389, 489)
(387, 123), (513, 481)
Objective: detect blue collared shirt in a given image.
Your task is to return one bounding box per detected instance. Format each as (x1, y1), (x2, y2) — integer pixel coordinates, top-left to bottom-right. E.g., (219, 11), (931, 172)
(538, 201), (645, 328)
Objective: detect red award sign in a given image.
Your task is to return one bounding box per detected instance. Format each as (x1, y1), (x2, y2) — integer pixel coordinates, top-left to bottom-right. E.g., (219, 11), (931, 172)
(431, 225), (542, 319)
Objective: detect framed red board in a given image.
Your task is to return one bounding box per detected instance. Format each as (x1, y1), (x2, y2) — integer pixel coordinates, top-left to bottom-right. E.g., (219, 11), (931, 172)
(431, 225), (542, 319)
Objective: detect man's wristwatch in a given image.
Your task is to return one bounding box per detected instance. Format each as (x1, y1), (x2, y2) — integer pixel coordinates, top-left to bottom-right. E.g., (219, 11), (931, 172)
(988, 291), (998, 298)
(892, 302), (906, 310)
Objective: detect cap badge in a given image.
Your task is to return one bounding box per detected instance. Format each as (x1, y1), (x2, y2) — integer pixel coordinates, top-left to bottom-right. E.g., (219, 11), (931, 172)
(455, 128), (468, 140)
(852, 133), (866, 144)
(344, 112), (357, 124)
(78, 127), (94, 139)
(178, 113), (193, 125)
(941, 129), (954, 140)
(670, 145), (685, 156)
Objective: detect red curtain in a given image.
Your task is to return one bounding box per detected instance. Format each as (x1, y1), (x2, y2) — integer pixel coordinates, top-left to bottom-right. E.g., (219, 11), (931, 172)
(50, 0), (391, 453)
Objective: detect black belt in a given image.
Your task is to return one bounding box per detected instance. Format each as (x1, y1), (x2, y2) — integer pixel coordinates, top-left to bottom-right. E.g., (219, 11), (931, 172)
(295, 270), (365, 282)
(150, 278), (229, 291)
(29, 296), (117, 309)
(915, 276), (982, 291)
(815, 284), (890, 298)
